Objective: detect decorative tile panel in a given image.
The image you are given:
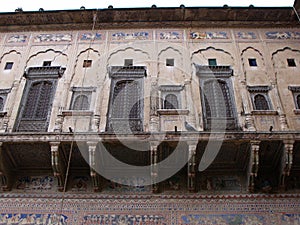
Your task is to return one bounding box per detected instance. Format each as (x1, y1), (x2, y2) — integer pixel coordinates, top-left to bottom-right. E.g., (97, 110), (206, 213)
(190, 31), (228, 39)
(110, 31), (151, 41)
(236, 31), (257, 39)
(33, 33), (72, 43)
(0, 196), (299, 224)
(78, 32), (103, 41)
(157, 31), (182, 41)
(6, 34), (28, 44)
(265, 31), (300, 39)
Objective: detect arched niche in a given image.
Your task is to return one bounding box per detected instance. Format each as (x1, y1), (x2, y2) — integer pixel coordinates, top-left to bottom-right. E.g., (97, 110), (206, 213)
(0, 50), (22, 88)
(241, 47), (269, 85)
(158, 47), (184, 84)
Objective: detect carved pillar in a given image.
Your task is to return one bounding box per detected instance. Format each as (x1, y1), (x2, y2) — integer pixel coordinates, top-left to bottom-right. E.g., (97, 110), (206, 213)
(54, 113), (64, 132)
(271, 81), (289, 131)
(280, 140), (294, 190)
(50, 142), (65, 191)
(0, 113), (8, 133)
(88, 141), (101, 192)
(184, 79), (196, 127)
(0, 142), (10, 191)
(248, 141), (260, 192)
(92, 114), (100, 132)
(187, 141), (197, 192)
(149, 81), (159, 132)
(150, 142), (159, 193)
(240, 80), (255, 131)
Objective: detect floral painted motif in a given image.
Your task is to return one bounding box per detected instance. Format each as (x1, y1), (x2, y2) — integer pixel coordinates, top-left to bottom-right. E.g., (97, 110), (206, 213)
(0, 213), (67, 225)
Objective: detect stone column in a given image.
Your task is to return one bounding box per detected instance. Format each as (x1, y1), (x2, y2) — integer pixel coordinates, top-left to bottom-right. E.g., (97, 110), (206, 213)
(88, 141), (101, 192)
(248, 141), (260, 192)
(50, 142), (65, 192)
(150, 142), (159, 193)
(280, 140), (294, 190)
(187, 141), (197, 192)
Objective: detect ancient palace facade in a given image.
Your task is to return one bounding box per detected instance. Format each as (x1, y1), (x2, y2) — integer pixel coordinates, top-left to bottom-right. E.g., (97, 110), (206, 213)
(0, 1), (300, 224)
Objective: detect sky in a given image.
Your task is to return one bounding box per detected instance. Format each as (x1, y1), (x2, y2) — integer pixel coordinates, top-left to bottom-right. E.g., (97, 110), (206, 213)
(0, 0), (295, 12)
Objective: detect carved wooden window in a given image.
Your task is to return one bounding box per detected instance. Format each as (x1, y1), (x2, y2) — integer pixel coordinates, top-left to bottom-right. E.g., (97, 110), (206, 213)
(15, 66), (65, 132)
(196, 65), (237, 130)
(112, 80), (140, 118)
(107, 66), (146, 133)
(22, 81), (53, 119)
(164, 94), (178, 109)
(203, 80), (234, 118)
(254, 94), (270, 110)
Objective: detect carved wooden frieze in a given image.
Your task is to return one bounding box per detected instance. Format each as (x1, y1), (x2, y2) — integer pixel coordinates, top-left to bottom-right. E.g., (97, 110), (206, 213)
(265, 31), (300, 39)
(190, 31), (229, 40)
(33, 33), (72, 43)
(110, 31), (151, 41)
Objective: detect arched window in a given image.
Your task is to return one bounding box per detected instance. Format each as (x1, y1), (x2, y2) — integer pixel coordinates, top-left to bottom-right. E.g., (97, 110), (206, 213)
(254, 94), (269, 110)
(164, 94), (178, 109)
(0, 97), (4, 111)
(73, 95), (89, 110)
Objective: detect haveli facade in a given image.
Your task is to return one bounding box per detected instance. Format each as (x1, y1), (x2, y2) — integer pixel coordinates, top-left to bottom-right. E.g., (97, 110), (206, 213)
(0, 1), (299, 224)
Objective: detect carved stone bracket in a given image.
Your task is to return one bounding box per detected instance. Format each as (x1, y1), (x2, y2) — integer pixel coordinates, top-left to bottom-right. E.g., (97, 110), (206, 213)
(92, 115), (100, 132)
(279, 114), (289, 131)
(0, 142), (11, 191)
(50, 142), (65, 191)
(187, 141), (197, 192)
(87, 142), (101, 192)
(245, 113), (256, 131)
(280, 140), (294, 190)
(248, 141), (260, 192)
(150, 142), (159, 193)
(54, 114), (64, 132)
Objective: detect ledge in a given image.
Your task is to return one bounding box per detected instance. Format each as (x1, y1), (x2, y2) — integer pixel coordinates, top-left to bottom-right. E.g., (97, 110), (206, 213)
(251, 110), (278, 115)
(157, 109), (189, 115)
(61, 110), (94, 116)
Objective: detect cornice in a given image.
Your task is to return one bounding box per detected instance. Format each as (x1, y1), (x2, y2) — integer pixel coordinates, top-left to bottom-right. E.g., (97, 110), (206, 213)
(0, 6), (299, 32)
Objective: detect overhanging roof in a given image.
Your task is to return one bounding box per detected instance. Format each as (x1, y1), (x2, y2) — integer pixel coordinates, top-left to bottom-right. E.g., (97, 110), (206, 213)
(0, 4), (299, 32)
